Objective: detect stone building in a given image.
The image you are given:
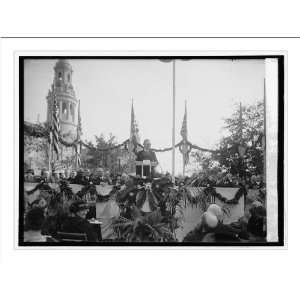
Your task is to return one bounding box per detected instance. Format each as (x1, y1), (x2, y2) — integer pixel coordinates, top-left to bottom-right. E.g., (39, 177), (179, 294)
(46, 59), (80, 168)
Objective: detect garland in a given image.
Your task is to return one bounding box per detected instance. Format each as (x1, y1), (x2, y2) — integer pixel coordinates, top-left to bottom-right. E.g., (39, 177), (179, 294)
(25, 181), (116, 201)
(80, 139), (129, 151)
(136, 141), (182, 153)
(24, 121), (251, 156)
(26, 180), (54, 195)
(59, 136), (80, 148)
(187, 141), (218, 154)
(203, 185), (246, 204)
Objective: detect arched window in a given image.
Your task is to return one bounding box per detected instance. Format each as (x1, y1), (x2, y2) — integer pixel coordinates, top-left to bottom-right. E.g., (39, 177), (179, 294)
(58, 72), (62, 80)
(62, 102), (68, 119)
(70, 103), (75, 122)
(68, 73), (71, 82)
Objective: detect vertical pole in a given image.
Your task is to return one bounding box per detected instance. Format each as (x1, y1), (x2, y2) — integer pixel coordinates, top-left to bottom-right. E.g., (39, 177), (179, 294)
(263, 78), (266, 186)
(75, 146), (78, 170)
(48, 131), (52, 175)
(239, 102), (243, 143)
(182, 153), (185, 177)
(172, 60), (176, 183)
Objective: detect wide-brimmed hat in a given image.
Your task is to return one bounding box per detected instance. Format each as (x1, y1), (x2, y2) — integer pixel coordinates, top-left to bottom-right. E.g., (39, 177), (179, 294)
(69, 201), (89, 213)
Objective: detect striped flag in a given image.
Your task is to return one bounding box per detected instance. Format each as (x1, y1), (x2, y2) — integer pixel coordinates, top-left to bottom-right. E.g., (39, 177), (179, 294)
(77, 99), (82, 138)
(76, 99), (82, 167)
(52, 91), (60, 160)
(130, 99), (140, 147)
(180, 101), (190, 167)
(76, 144), (81, 167)
(180, 101), (188, 141)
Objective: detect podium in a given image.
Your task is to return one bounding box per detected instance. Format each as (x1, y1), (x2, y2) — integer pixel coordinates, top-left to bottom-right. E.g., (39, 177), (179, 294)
(135, 160), (153, 178)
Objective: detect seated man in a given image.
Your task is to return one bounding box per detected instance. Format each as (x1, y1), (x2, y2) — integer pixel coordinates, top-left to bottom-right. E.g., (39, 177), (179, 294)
(61, 201), (98, 242)
(135, 139), (158, 178)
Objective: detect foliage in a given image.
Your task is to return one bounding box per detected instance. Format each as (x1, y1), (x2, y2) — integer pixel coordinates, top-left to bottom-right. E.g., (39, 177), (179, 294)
(216, 101), (264, 178)
(190, 151), (223, 177)
(189, 101), (264, 180)
(81, 133), (128, 173)
(24, 135), (49, 170)
(112, 208), (176, 242)
(113, 176), (182, 242)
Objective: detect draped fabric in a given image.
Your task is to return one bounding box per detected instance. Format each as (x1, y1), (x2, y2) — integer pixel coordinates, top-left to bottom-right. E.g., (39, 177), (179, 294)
(52, 91), (60, 160)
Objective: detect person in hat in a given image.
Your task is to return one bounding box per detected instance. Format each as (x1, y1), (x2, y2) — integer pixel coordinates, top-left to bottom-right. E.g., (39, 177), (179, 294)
(183, 204), (241, 242)
(61, 201), (98, 242)
(24, 207), (47, 242)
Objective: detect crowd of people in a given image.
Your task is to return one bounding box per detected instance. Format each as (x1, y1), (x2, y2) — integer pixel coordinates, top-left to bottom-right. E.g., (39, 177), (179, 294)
(183, 201), (266, 243)
(23, 159), (266, 243)
(24, 201), (100, 243)
(187, 172), (264, 189)
(25, 167), (129, 186)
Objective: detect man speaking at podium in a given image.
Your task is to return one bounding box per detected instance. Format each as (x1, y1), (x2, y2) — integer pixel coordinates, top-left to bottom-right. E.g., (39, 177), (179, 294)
(135, 139), (158, 178)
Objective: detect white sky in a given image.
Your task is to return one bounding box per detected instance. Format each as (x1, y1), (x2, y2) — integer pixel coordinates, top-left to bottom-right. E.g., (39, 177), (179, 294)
(24, 58), (265, 175)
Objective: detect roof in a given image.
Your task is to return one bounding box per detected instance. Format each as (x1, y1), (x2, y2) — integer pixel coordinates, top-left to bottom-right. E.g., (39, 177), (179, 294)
(54, 59), (73, 71)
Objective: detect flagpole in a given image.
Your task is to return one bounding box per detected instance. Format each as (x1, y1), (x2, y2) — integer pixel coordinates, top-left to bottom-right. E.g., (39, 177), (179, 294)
(75, 148), (78, 170)
(263, 78), (266, 186)
(172, 60), (176, 183)
(75, 99), (80, 170)
(182, 100), (186, 177)
(48, 130), (52, 174)
(183, 155), (185, 177)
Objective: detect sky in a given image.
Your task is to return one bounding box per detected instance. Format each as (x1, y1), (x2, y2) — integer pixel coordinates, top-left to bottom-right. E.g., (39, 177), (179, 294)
(24, 58), (265, 175)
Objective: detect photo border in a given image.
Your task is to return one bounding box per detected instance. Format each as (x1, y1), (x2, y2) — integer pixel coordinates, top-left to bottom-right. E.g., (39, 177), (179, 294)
(17, 53), (285, 247)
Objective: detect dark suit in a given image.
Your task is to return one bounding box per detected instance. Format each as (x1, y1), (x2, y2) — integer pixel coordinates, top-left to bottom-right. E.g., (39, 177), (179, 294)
(136, 150), (158, 177)
(61, 216), (98, 242)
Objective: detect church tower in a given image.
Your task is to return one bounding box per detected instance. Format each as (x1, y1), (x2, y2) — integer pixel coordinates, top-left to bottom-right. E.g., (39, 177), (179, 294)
(46, 59), (78, 142)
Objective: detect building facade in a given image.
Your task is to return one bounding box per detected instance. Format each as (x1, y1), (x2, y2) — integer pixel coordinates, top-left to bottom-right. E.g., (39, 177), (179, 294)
(46, 59), (79, 168)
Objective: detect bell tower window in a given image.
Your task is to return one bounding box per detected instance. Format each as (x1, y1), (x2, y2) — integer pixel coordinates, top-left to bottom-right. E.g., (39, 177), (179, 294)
(58, 72), (62, 80)
(70, 103), (75, 122)
(62, 102), (68, 119)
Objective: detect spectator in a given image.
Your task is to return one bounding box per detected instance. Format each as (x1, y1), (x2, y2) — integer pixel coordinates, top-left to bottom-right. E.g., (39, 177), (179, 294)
(41, 170), (50, 182)
(61, 201), (98, 242)
(68, 170), (77, 183)
(42, 206), (67, 238)
(104, 170), (113, 184)
(72, 169), (88, 185)
(24, 207), (47, 242)
(247, 202), (266, 239)
(113, 174), (122, 185)
(53, 170), (60, 183)
(183, 204), (241, 242)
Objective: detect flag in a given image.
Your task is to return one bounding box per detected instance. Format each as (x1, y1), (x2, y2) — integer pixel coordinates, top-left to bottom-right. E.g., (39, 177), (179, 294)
(76, 100), (82, 167)
(180, 101), (189, 166)
(76, 144), (81, 167)
(130, 99), (140, 147)
(52, 90), (60, 160)
(180, 101), (188, 141)
(77, 99), (82, 138)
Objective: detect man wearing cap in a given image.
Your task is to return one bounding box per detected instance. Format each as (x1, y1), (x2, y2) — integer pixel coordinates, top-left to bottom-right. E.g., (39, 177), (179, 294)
(61, 201), (98, 242)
